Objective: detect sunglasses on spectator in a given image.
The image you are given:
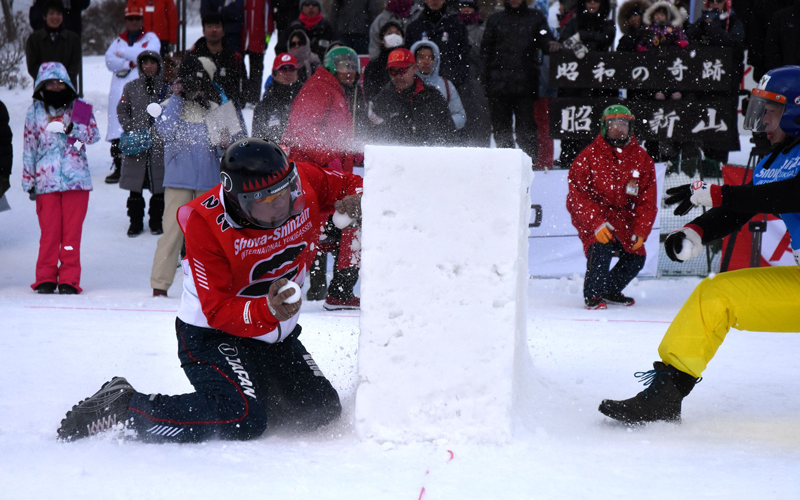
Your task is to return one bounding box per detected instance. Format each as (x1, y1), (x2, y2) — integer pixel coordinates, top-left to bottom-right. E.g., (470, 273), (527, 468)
(388, 66), (412, 77)
(126, 16), (143, 21)
(290, 40), (306, 48)
(277, 66), (297, 72)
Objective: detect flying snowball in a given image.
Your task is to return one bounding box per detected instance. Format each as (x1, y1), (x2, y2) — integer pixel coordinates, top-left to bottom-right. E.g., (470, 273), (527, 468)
(332, 210), (353, 229)
(278, 281), (301, 304)
(147, 103), (163, 117)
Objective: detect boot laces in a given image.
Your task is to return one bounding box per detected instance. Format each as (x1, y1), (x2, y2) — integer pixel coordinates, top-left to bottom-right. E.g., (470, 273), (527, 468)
(634, 368), (670, 399)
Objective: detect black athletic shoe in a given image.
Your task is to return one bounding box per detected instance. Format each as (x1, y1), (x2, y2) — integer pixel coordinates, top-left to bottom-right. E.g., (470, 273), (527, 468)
(585, 297), (607, 310)
(599, 362), (698, 425)
(603, 293), (635, 306)
(58, 284), (79, 295)
(34, 282), (57, 294)
(58, 377), (135, 441)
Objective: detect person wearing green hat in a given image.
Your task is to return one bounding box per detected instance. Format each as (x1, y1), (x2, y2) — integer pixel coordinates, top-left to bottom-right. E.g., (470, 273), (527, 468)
(282, 45), (366, 311)
(566, 104), (658, 310)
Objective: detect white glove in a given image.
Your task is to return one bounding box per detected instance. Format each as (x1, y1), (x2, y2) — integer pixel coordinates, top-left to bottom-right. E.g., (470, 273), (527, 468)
(688, 181), (715, 208)
(665, 227), (703, 262)
(794, 248), (800, 269)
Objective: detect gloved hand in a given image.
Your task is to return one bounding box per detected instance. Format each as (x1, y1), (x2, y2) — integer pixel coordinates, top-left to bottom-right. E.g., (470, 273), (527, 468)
(594, 222), (615, 244)
(631, 235), (644, 251)
(335, 193), (362, 220)
(266, 278), (302, 321)
(562, 33), (588, 59)
(664, 181), (721, 216)
(665, 227), (703, 262)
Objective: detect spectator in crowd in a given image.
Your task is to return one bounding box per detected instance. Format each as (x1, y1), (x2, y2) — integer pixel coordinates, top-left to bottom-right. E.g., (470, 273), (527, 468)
(0, 100), (11, 201)
(22, 62), (100, 295)
(410, 40), (466, 133)
(285, 29), (322, 83)
(616, 0), (650, 52)
(276, 0), (336, 60)
(557, 0), (615, 167)
(740, 0), (790, 79)
(368, 48), (456, 145)
(637, 2), (688, 100)
(192, 14), (247, 108)
(282, 47), (365, 310)
(763, 1), (800, 72)
(57, 139), (361, 444)
(329, 0), (383, 55)
(363, 20), (404, 102)
(126, 0), (179, 58)
(405, 0), (470, 88)
(103, 6), (161, 184)
(481, 0), (557, 164)
(456, 0), (491, 147)
(242, 0), (270, 104)
(252, 54), (303, 143)
(116, 51), (168, 238)
(685, 0), (745, 165)
(26, 0), (82, 89)
(29, 0), (90, 35)
(150, 54), (245, 298)
(274, 0), (299, 34)
(200, 0), (245, 51)
(566, 105), (657, 310)
(368, 0), (420, 59)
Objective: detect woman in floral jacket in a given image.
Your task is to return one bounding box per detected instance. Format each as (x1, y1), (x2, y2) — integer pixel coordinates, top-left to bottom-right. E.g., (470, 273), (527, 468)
(22, 61), (100, 295)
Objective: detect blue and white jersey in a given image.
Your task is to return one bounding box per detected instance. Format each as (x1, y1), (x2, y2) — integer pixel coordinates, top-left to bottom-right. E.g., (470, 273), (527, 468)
(753, 142), (800, 252)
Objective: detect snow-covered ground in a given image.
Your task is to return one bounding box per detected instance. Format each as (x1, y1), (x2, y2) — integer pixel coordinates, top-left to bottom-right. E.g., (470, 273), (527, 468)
(1, 50), (799, 499)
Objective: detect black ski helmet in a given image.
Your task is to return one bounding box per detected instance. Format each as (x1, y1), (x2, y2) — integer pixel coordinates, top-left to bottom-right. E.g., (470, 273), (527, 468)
(220, 138), (306, 229)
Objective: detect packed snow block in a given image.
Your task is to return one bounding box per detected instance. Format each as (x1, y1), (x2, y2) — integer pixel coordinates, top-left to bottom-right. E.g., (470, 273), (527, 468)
(355, 146), (534, 443)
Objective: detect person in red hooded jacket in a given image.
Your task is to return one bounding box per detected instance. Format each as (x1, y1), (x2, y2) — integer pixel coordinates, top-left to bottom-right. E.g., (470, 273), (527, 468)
(566, 104), (658, 310)
(282, 46), (366, 311)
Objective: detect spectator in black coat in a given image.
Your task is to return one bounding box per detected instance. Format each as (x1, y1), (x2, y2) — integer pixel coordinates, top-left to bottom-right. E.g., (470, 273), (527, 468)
(25, 0), (82, 88)
(405, 0), (470, 88)
(764, 0), (800, 72)
(616, 0), (650, 52)
(559, 0), (614, 52)
(275, 0), (336, 60)
(0, 100), (11, 200)
(252, 54), (303, 143)
(368, 48), (455, 145)
(362, 20), (404, 102)
(191, 14), (247, 108)
(736, 0), (790, 79)
(200, 0), (245, 51)
(29, 0), (90, 35)
(481, 0), (557, 163)
(685, 0), (745, 164)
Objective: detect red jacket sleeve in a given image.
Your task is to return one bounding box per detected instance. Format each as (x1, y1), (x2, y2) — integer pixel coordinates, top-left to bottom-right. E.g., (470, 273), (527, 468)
(297, 161), (363, 213)
(183, 210), (280, 337)
(631, 154), (658, 240)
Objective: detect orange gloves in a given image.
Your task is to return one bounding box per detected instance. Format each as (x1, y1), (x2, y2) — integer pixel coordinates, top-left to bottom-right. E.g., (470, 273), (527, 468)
(594, 222), (615, 244)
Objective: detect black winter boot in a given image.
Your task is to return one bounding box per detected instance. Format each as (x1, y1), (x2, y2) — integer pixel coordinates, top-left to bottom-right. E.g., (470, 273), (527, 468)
(57, 377), (135, 441)
(127, 192), (146, 237)
(599, 362), (699, 424)
(148, 193), (164, 235)
(324, 265), (360, 310)
(306, 252), (328, 301)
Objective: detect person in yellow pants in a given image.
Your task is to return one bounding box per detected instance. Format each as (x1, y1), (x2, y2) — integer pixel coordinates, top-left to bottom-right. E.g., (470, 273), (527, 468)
(599, 65), (800, 424)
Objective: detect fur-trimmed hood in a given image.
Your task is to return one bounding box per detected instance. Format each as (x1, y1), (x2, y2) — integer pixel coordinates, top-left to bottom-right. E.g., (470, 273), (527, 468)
(618, 0), (652, 35)
(643, 0), (682, 27)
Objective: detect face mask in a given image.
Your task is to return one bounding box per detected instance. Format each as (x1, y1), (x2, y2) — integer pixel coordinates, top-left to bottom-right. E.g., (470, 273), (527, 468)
(384, 33), (403, 48)
(41, 89), (74, 109)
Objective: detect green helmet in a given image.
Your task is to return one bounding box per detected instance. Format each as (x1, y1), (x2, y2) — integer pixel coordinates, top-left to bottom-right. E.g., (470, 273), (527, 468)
(323, 46), (360, 75)
(600, 104), (634, 146)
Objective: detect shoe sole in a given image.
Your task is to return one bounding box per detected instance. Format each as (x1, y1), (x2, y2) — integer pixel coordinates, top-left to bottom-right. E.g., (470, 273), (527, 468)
(598, 401), (681, 425)
(323, 304), (360, 311)
(604, 300), (635, 307)
(585, 303), (607, 310)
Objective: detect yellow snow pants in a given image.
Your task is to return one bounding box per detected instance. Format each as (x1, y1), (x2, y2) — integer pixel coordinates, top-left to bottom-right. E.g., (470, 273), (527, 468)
(659, 266), (800, 379)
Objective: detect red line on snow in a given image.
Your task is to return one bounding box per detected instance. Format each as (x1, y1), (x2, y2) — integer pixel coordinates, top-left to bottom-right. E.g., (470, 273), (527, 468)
(25, 305), (177, 313)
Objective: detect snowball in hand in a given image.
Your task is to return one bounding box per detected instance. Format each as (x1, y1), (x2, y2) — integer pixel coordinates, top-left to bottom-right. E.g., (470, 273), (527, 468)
(45, 121), (65, 133)
(676, 239), (694, 261)
(146, 103), (163, 118)
(332, 210), (354, 229)
(278, 281), (301, 304)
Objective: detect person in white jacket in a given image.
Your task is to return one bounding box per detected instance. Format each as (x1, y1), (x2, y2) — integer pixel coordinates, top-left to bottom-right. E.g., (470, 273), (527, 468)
(103, 5), (161, 184)
(409, 39), (466, 136)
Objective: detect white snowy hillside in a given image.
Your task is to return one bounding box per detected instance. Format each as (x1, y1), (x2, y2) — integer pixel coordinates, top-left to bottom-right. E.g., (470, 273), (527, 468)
(1, 45), (799, 500)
